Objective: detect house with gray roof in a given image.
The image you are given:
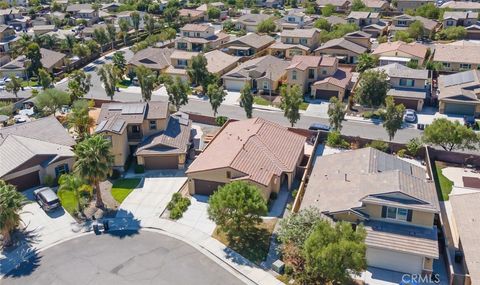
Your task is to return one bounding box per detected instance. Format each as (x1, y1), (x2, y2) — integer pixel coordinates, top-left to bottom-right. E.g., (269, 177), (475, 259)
(436, 70), (480, 116)
(314, 31), (371, 64)
(370, 63), (429, 111)
(389, 14), (441, 39)
(95, 101), (192, 170)
(0, 48), (66, 79)
(235, 14), (275, 32)
(221, 33), (275, 57)
(0, 116), (75, 190)
(300, 147), (440, 275)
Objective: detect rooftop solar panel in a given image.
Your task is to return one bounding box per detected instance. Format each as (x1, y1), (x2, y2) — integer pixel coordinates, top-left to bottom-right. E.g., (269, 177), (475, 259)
(443, 71), (475, 87)
(111, 119), (125, 133)
(95, 120), (107, 133)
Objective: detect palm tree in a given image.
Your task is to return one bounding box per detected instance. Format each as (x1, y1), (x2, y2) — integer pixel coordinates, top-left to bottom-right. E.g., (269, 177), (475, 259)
(0, 180), (26, 247)
(97, 63), (118, 100)
(73, 135), (114, 208)
(41, 34), (59, 49)
(68, 100), (95, 140)
(58, 174), (86, 214)
(5, 76), (23, 98)
(62, 34), (76, 55)
(12, 34), (32, 57)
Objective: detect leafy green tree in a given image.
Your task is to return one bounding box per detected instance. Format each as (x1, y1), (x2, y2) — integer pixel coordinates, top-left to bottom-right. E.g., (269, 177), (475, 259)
(206, 83), (226, 117)
(68, 70), (91, 101)
(165, 76), (189, 111)
(131, 11), (141, 42)
(5, 76), (23, 98)
(280, 84), (303, 127)
(394, 30), (413, 42)
(240, 83), (253, 118)
(207, 6), (221, 20)
(73, 135), (114, 208)
(164, 6), (179, 22)
(106, 24), (117, 50)
(321, 4), (335, 16)
(257, 18), (276, 33)
(187, 54), (209, 87)
(314, 18), (331, 31)
(93, 27), (109, 53)
(406, 137), (422, 156)
(319, 23), (359, 42)
(68, 100), (94, 140)
(0, 180), (26, 247)
(356, 53), (378, 72)
(85, 40), (99, 54)
(97, 63), (118, 100)
(355, 70), (389, 107)
(437, 26), (467, 40)
(38, 68), (52, 90)
(72, 43), (91, 58)
(41, 34), (59, 49)
(144, 14), (156, 35)
(36, 89), (71, 116)
(58, 174), (87, 214)
(327, 97), (346, 131)
(62, 34), (77, 54)
(302, 221), (367, 284)
(423, 118), (480, 151)
(136, 65), (156, 102)
(26, 42), (43, 76)
(407, 20), (425, 40)
(12, 34), (32, 57)
(414, 3), (442, 19)
(222, 19), (235, 32)
(119, 18), (130, 46)
(208, 181), (267, 238)
(383, 96), (405, 141)
(351, 0), (366, 11)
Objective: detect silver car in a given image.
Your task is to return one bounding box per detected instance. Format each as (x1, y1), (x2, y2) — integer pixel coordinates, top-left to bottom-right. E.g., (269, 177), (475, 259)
(34, 187), (61, 212)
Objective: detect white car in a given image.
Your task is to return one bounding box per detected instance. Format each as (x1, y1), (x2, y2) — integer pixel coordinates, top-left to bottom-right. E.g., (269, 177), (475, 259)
(404, 109), (417, 123)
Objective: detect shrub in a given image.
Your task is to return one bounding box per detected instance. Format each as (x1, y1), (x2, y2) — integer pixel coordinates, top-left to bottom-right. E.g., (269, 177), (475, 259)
(134, 164), (145, 173)
(44, 175), (55, 187)
(397, 149), (407, 157)
(366, 140), (389, 152)
(326, 131), (350, 149)
(291, 189), (298, 199)
(168, 192), (191, 220)
(284, 265), (294, 276)
(215, 116), (228, 126)
(406, 137), (422, 156)
(270, 191), (278, 200)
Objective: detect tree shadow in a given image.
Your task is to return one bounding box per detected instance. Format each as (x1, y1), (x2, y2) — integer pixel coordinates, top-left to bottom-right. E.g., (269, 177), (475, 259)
(1, 247), (42, 278)
(100, 209), (141, 239)
(224, 227), (272, 265)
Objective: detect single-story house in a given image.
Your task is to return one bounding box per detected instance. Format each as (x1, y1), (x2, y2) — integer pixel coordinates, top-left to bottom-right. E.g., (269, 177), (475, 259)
(127, 47), (174, 74)
(235, 14), (275, 32)
(221, 33), (275, 57)
(0, 48), (66, 78)
(433, 43), (480, 72)
(436, 70), (480, 116)
(372, 41), (428, 66)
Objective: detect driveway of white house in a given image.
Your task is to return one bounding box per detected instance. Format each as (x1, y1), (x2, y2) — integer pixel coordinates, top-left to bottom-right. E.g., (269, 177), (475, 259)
(117, 177), (187, 222)
(176, 195), (216, 235)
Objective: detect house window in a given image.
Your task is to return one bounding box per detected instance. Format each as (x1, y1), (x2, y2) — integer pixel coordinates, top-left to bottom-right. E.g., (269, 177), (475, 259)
(397, 20), (407, 26)
(263, 81), (269, 90)
(446, 20), (454, 26)
(321, 69), (327, 75)
(287, 17), (296, 22)
(286, 37), (292, 43)
(308, 68), (315, 79)
(226, 171), (231, 178)
(183, 31), (189, 37)
(195, 32), (200, 37)
(443, 62), (450, 68)
(132, 125), (141, 133)
(149, 120), (157, 130)
(55, 164), (69, 178)
(399, 78), (415, 87)
(299, 38), (307, 45)
(460, 63), (471, 70)
(385, 206), (410, 222)
(178, 59), (188, 66)
(292, 70), (297, 80)
(177, 42), (187, 50)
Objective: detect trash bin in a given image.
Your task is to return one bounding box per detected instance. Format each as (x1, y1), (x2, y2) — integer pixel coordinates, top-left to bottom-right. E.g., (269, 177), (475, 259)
(93, 223), (100, 235)
(103, 220), (109, 232)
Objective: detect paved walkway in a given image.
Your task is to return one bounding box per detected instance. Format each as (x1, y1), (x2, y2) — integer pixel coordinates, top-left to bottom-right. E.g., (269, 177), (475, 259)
(175, 195), (216, 235)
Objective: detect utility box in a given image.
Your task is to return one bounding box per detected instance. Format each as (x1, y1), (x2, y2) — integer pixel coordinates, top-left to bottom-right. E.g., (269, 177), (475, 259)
(272, 260), (285, 274)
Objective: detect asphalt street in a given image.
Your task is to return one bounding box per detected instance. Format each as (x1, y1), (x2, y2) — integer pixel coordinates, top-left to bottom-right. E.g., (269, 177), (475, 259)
(2, 230), (247, 285)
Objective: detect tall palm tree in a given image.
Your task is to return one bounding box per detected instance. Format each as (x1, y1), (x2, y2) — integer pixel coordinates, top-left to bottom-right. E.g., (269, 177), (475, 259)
(58, 174), (86, 214)
(68, 100), (94, 140)
(12, 33), (32, 57)
(41, 34), (59, 49)
(62, 34), (76, 55)
(0, 180), (26, 247)
(73, 135), (114, 208)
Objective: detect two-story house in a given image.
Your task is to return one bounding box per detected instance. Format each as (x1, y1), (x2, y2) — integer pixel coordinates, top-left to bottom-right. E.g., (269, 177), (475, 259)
(372, 41), (429, 66)
(362, 0), (390, 13)
(95, 102), (192, 170)
(221, 33), (275, 57)
(370, 63), (429, 111)
(396, 0), (435, 13)
(316, 0), (350, 13)
(314, 31), (371, 64)
(277, 9), (306, 30)
(268, 28), (321, 59)
(300, 147), (440, 276)
(286, 55), (353, 100)
(389, 14), (441, 39)
(164, 50), (199, 82)
(196, 2), (227, 21)
(436, 70), (480, 116)
(442, 11), (478, 28)
(66, 4), (99, 26)
(0, 25), (16, 66)
(440, 1), (480, 12)
(222, 55), (290, 92)
(175, 24), (229, 52)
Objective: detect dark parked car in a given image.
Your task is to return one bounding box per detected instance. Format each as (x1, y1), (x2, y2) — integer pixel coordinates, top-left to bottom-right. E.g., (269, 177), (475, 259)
(34, 187), (61, 212)
(308, 123), (330, 132)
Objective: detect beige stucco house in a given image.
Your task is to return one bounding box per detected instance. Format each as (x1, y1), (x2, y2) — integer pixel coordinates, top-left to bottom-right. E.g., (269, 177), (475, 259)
(268, 28), (321, 59)
(95, 102), (192, 170)
(372, 41), (429, 66)
(300, 147), (440, 275)
(175, 24), (229, 52)
(433, 43), (480, 72)
(436, 70), (480, 116)
(0, 116), (76, 191)
(314, 31), (371, 64)
(396, 0), (435, 13)
(185, 118), (307, 199)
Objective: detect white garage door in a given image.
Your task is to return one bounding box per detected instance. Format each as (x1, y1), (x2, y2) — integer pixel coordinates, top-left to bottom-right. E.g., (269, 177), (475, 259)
(367, 247), (423, 274)
(224, 79), (245, 91)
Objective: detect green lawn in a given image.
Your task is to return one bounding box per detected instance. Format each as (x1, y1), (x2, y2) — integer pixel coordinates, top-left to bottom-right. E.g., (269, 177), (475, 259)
(434, 162), (454, 201)
(58, 189), (78, 216)
(21, 80), (39, 88)
(253, 96), (271, 106)
(300, 102), (309, 111)
(111, 178), (141, 204)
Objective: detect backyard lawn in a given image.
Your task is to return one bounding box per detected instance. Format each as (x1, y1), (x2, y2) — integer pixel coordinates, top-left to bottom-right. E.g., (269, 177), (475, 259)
(212, 218), (277, 264)
(434, 161), (454, 201)
(111, 178), (141, 204)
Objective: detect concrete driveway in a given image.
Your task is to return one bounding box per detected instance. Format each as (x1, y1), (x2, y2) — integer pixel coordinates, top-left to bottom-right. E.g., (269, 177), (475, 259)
(176, 195), (216, 235)
(117, 177), (187, 221)
(305, 100), (330, 118)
